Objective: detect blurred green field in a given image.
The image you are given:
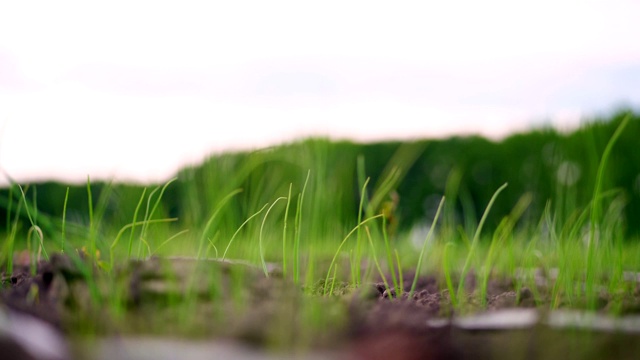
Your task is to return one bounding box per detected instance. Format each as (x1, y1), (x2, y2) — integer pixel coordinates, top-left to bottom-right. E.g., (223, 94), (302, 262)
(2, 110), (639, 243)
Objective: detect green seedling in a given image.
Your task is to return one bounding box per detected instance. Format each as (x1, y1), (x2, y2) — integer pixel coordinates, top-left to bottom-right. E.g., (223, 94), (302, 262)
(222, 203), (269, 261)
(293, 170), (311, 284)
(457, 183), (508, 303)
(324, 214), (384, 296)
(109, 218), (178, 271)
(196, 189), (243, 260)
(479, 193), (532, 307)
(17, 185), (48, 270)
(61, 187), (69, 253)
(443, 241), (457, 307)
(282, 184), (292, 277)
(587, 114), (630, 308)
(381, 216), (400, 297)
(365, 225), (391, 296)
(138, 178), (177, 258)
(353, 176), (370, 286)
(127, 187), (147, 258)
(409, 196), (445, 298)
(259, 196), (287, 277)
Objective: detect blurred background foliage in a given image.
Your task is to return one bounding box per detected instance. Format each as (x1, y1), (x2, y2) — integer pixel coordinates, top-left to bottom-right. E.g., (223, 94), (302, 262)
(1, 110), (639, 244)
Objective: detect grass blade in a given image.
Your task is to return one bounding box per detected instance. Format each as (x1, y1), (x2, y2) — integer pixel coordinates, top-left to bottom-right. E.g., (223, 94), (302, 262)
(587, 113), (630, 308)
(409, 196), (445, 298)
(259, 197), (287, 277)
(457, 183), (508, 301)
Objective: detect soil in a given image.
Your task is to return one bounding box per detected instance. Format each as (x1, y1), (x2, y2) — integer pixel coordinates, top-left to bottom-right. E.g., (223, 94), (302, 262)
(2, 253), (640, 360)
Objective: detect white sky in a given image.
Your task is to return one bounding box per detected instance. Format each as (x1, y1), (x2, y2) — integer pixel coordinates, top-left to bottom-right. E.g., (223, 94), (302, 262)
(1, 0), (639, 186)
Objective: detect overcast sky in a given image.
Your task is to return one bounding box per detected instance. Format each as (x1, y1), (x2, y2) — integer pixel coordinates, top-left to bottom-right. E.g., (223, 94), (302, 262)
(1, 0), (639, 186)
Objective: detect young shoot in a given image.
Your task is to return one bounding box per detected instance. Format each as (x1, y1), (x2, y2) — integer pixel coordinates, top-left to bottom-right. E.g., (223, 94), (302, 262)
(222, 202), (269, 261)
(457, 183), (508, 303)
(259, 197), (287, 277)
(323, 214), (384, 296)
(409, 196), (445, 298)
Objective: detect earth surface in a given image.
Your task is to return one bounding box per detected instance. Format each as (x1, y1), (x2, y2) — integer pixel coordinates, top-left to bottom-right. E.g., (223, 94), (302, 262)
(2, 253), (640, 360)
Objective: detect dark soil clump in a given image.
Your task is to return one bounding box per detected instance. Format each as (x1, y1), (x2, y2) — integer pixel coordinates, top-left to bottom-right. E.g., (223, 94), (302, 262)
(0, 253), (83, 328)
